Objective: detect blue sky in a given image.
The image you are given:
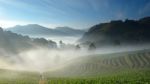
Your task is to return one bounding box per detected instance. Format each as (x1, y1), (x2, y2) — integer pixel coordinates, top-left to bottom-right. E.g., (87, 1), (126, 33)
(0, 0), (150, 29)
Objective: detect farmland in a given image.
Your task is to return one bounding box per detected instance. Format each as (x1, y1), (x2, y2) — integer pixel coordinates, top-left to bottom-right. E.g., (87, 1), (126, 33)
(0, 69), (39, 84)
(46, 69), (150, 84)
(0, 49), (150, 84)
(45, 49), (150, 84)
(46, 49), (150, 77)
(0, 69), (149, 84)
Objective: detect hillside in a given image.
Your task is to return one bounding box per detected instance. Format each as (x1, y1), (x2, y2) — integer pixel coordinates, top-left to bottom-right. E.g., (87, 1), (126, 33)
(79, 17), (150, 47)
(6, 24), (85, 37)
(47, 49), (150, 77)
(0, 27), (56, 55)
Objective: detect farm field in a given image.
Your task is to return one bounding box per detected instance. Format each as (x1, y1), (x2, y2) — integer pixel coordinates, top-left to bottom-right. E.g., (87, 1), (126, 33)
(0, 1), (150, 84)
(45, 49), (150, 84)
(46, 49), (150, 76)
(0, 69), (39, 84)
(0, 69), (149, 84)
(46, 69), (150, 84)
(0, 49), (150, 84)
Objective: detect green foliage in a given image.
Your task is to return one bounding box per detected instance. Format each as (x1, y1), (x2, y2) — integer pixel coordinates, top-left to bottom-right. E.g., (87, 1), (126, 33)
(0, 28), (57, 54)
(80, 17), (150, 47)
(0, 69), (149, 84)
(88, 43), (96, 51)
(46, 69), (150, 84)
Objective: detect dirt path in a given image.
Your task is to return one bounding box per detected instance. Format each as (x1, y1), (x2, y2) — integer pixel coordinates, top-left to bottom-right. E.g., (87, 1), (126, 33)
(39, 73), (46, 84)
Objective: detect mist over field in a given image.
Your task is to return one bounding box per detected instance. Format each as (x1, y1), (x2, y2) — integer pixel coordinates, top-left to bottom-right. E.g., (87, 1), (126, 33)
(0, 17), (150, 73)
(0, 0), (150, 84)
(0, 48), (85, 72)
(0, 43), (150, 72)
(0, 22), (150, 84)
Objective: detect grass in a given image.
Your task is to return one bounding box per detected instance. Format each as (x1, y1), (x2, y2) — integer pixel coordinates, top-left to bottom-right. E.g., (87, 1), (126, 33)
(0, 69), (149, 84)
(0, 69), (39, 84)
(46, 69), (150, 84)
(44, 50), (150, 84)
(0, 50), (150, 84)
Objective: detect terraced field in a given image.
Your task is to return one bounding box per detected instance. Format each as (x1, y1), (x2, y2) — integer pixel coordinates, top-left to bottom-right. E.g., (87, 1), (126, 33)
(96, 51), (150, 69)
(43, 49), (150, 84)
(0, 49), (150, 84)
(46, 49), (150, 76)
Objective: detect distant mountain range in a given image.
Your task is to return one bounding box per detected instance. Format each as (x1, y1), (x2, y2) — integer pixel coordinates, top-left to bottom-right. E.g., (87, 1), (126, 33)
(79, 17), (150, 47)
(6, 24), (85, 37)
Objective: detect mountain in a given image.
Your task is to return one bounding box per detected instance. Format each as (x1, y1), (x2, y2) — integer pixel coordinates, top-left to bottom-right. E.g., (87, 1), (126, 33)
(6, 24), (85, 37)
(79, 17), (150, 47)
(55, 27), (85, 35)
(0, 27), (56, 55)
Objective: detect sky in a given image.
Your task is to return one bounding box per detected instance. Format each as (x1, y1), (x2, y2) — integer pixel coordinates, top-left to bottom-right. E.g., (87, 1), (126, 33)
(0, 0), (150, 29)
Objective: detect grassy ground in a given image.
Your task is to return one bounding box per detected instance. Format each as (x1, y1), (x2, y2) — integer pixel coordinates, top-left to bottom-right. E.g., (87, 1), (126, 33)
(0, 69), (149, 84)
(0, 50), (150, 84)
(44, 50), (150, 84)
(46, 69), (150, 84)
(0, 69), (39, 84)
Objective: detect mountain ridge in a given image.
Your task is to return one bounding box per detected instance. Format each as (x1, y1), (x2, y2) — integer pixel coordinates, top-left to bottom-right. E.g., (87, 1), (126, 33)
(79, 17), (150, 47)
(0, 27), (56, 55)
(6, 24), (85, 37)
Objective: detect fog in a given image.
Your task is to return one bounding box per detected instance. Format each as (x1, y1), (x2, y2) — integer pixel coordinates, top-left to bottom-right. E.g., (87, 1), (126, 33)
(0, 44), (150, 73)
(0, 47), (88, 72)
(31, 35), (81, 44)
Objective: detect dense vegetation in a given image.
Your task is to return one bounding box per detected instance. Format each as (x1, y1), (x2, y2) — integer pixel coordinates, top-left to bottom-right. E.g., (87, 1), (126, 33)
(0, 28), (56, 55)
(80, 17), (150, 47)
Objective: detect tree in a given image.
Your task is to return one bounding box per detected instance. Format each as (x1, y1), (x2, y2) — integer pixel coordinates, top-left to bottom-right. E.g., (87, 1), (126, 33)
(114, 40), (120, 46)
(75, 44), (81, 50)
(88, 43), (96, 51)
(59, 40), (63, 44)
(59, 40), (65, 48)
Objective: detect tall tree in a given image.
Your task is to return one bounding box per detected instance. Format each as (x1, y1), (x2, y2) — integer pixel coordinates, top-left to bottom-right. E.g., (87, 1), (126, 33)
(88, 43), (96, 51)
(75, 44), (81, 50)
